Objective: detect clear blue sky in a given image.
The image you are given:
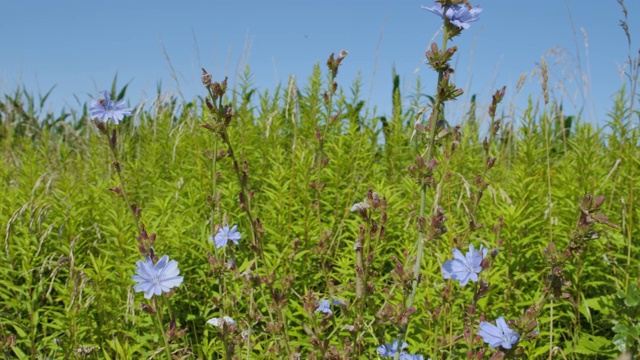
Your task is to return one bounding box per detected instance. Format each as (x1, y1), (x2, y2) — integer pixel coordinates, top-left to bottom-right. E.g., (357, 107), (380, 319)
(1, 1), (638, 124)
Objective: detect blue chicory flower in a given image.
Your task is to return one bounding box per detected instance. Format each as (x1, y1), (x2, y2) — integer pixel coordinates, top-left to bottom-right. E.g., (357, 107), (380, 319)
(89, 90), (132, 124)
(442, 243), (487, 286)
(315, 299), (332, 314)
(377, 339), (407, 357)
(132, 255), (184, 299)
(478, 316), (520, 349)
(377, 340), (425, 359)
(212, 225), (242, 249)
(422, 1), (482, 30)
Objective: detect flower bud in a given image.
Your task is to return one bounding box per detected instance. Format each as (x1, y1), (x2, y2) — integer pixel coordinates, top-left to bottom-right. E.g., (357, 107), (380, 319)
(212, 82), (222, 97)
(593, 195), (605, 209)
(201, 68), (212, 87)
(487, 157), (496, 169)
(221, 76), (228, 93)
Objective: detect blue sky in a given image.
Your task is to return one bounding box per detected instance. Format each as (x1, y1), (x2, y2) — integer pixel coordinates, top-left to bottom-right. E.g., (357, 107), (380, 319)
(1, 1), (638, 125)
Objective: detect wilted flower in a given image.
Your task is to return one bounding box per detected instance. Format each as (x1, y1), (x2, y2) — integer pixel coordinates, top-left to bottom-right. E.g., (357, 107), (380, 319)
(350, 199), (370, 212)
(132, 255), (184, 299)
(422, 1), (482, 30)
(315, 299), (332, 314)
(89, 90), (132, 124)
(211, 225), (242, 249)
(478, 316), (520, 349)
(442, 243), (487, 286)
(207, 316), (236, 328)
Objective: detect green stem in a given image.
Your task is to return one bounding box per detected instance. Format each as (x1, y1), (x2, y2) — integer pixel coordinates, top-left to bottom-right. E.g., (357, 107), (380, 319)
(395, 24), (449, 360)
(104, 131), (139, 229)
(153, 297), (172, 360)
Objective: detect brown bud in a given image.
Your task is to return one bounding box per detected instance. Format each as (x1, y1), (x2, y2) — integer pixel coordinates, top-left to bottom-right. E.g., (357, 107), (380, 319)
(593, 195), (605, 209)
(131, 204), (141, 218)
(201, 68), (212, 87)
(427, 158), (439, 171)
(167, 319), (177, 338)
(487, 157), (496, 169)
(205, 97), (214, 111)
(140, 302), (156, 314)
(337, 49), (349, 63)
(426, 42), (439, 58)
(221, 76), (228, 93)
(5, 334), (16, 347)
(93, 119), (108, 134)
(212, 82), (222, 97)
(110, 129), (118, 148)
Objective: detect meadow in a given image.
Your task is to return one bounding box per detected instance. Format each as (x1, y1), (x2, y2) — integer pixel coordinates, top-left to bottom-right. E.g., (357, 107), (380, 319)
(1, 1), (640, 359)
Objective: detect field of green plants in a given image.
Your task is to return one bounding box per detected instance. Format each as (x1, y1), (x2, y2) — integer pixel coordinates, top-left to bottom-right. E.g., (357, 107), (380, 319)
(2, 2), (640, 360)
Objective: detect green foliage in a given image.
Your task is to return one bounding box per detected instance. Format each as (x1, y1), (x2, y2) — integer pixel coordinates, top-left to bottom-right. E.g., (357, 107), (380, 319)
(0, 70), (638, 359)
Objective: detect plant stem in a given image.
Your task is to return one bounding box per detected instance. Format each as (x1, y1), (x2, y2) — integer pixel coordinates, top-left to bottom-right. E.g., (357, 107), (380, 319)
(396, 28), (449, 360)
(153, 297), (173, 360)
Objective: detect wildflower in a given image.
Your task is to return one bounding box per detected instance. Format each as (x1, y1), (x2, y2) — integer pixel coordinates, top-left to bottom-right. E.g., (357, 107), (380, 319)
(478, 316), (520, 349)
(132, 255), (184, 299)
(207, 316), (236, 328)
(377, 340), (407, 357)
(211, 225), (242, 249)
(315, 299), (332, 314)
(400, 354), (425, 360)
(422, 1), (482, 30)
(442, 243), (487, 286)
(377, 340), (425, 359)
(89, 90), (132, 124)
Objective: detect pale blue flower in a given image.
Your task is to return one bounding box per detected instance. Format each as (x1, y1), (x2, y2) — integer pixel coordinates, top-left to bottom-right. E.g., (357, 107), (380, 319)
(400, 354), (425, 360)
(478, 316), (520, 349)
(315, 299), (332, 314)
(132, 255), (184, 299)
(212, 225), (242, 249)
(377, 339), (431, 360)
(377, 340), (425, 359)
(89, 90), (132, 123)
(422, 1), (482, 29)
(442, 243), (487, 286)
(377, 339), (407, 357)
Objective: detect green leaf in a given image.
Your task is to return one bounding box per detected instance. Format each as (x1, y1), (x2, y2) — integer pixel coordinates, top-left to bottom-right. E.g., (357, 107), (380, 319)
(625, 284), (640, 307)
